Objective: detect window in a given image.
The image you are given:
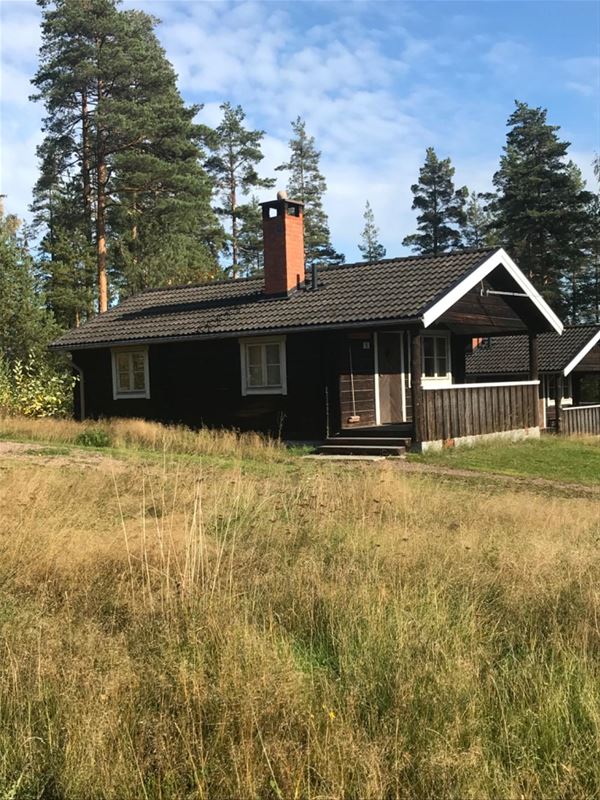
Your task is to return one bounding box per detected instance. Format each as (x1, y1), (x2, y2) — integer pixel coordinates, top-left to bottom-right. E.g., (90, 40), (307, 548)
(111, 348), (150, 399)
(422, 333), (451, 381)
(240, 337), (287, 395)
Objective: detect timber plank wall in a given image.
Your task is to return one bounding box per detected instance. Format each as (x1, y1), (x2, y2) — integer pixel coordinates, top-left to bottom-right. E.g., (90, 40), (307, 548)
(562, 405), (600, 436)
(421, 383), (538, 442)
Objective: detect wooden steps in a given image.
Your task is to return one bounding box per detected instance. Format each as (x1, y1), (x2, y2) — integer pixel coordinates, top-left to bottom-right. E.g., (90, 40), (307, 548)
(316, 436), (410, 458)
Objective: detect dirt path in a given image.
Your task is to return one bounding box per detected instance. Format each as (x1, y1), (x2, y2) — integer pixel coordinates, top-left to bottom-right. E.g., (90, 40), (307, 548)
(0, 440), (126, 472)
(396, 459), (599, 498)
(1, 439), (597, 499)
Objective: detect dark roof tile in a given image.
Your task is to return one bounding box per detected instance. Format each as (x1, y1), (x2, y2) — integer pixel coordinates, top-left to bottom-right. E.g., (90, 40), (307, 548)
(51, 248), (498, 349)
(466, 324), (600, 375)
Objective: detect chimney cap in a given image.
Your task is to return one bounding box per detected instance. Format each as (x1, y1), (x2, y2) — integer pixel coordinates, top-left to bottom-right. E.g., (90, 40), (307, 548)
(276, 190), (288, 201)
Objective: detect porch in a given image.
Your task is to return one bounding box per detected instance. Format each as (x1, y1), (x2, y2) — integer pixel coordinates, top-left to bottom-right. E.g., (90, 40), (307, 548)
(320, 325), (543, 454)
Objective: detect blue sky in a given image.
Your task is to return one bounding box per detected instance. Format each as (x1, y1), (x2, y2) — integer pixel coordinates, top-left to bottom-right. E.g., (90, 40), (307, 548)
(1, 0), (598, 261)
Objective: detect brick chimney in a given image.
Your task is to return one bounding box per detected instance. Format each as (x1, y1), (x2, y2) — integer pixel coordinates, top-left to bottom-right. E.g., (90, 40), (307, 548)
(261, 192), (304, 296)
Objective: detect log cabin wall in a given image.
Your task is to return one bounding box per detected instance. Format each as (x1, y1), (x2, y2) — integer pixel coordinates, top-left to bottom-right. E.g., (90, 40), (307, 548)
(72, 331), (331, 441)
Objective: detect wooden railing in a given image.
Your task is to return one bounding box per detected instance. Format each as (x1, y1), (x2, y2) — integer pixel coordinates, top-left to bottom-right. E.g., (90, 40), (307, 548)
(561, 404), (600, 436)
(420, 381), (539, 442)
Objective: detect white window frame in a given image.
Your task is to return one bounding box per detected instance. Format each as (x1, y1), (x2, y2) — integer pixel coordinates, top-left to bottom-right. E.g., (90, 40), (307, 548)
(421, 330), (452, 386)
(239, 336), (287, 396)
(111, 347), (150, 400)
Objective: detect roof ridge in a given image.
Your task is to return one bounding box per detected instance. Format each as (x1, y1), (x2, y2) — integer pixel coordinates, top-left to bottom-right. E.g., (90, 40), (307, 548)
(136, 247), (499, 294)
(139, 272), (263, 295)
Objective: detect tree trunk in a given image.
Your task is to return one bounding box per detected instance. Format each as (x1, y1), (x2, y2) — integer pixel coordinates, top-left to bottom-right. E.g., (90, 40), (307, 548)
(96, 69), (108, 314)
(230, 167), (238, 278)
(97, 155), (108, 313)
(81, 90), (92, 242)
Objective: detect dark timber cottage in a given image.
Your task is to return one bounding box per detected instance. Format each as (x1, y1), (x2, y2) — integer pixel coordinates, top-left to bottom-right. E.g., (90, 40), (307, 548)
(466, 324), (600, 435)
(50, 194), (565, 452)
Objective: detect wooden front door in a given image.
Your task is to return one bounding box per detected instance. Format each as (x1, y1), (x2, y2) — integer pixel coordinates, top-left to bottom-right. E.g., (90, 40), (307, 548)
(377, 332), (406, 424)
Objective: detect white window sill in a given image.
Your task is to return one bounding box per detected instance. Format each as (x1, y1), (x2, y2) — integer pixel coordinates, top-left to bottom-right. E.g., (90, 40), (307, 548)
(114, 392), (150, 400)
(243, 386), (287, 396)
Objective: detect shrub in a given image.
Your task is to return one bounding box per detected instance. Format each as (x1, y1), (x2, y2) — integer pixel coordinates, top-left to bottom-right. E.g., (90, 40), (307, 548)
(74, 428), (112, 448)
(0, 353), (76, 418)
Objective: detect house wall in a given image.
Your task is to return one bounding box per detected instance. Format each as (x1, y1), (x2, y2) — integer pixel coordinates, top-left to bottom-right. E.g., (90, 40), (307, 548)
(72, 331), (331, 441)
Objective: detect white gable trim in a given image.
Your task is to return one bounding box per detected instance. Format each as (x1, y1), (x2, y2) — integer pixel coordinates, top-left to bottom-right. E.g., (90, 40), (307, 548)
(422, 248), (564, 335)
(563, 328), (600, 376)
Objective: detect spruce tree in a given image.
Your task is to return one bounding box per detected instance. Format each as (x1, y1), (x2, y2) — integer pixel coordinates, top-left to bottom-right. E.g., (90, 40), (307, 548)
(358, 200), (386, 261)
(579, 154), (600, 322)
(0, 199), (57, 361)
(276, 117), (344, 268)
(236, 196), (264, 276)
(32, 0), (220, 310)
(461, 191), (496, 249)
(205, 103), (274, 279)
(490, 101), (593, 316)
(402, 147), (467, 256)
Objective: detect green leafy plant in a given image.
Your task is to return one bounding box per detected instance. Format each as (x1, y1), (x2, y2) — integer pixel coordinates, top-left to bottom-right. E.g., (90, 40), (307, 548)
(74, 428), (111, 448)
(0, 353), (76, 418)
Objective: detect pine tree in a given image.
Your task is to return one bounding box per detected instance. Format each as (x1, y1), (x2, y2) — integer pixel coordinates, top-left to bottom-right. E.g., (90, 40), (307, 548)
(32, 0), (220, 310)
(358, 200), (386, 261)
(402, 147), (467, 256)
(461, 191), (497, 249)
(490, 101), (593, 317)
(276, 117), (344, 268)
(205, 103), (274, 279)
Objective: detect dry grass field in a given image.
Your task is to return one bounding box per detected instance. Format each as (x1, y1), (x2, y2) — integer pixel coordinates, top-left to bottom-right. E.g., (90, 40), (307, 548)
(0, 418), (599, 799)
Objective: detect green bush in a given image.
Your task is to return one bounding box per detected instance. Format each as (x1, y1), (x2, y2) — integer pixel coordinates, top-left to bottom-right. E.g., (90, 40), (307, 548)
(74, 428), (112, 448)
(0, 353), (76, 418)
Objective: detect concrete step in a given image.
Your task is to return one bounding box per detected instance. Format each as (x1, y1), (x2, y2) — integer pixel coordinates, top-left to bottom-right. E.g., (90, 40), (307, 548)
(324, 436), (411, 448)
(317, 444), (406, 457)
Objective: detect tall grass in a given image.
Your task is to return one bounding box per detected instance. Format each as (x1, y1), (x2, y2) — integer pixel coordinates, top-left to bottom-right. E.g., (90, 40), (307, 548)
(0, 448), (599, 798)
(0, 415), (289, 461)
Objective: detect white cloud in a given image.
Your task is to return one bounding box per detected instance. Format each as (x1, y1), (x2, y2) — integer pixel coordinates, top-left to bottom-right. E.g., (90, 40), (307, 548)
(1, 0), (597, 259)
(563, 57), (600, 97)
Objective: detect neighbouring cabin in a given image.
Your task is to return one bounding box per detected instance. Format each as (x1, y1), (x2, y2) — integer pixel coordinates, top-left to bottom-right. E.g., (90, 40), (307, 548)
(52, 194), (566, 454)
(466, 324), (600, 436)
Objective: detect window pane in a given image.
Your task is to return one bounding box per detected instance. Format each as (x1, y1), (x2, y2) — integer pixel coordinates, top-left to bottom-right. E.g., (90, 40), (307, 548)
(266, 363), (281, 386)
(265, 343), (280, 366)
(248, 364), (262, 386)
(247, 345), (262, 367)
(131, 353), (146, 391)
(436, 354), (447, 376)
(117, 354), (130, 390)
(424, 356), (435, 378)
(423, 337), (434, 359)
(132, 369), (146, 391)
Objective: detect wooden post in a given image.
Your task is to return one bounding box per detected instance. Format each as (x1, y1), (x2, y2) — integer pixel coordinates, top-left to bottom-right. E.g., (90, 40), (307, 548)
(411, 331), (424, 445)
(554, 373), (562, 434)
(528, 333), (540, 427)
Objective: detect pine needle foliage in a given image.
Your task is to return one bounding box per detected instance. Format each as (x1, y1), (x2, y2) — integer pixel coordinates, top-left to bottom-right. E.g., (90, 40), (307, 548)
(277, 117), (344, 268)
(358, 200), (386, 261)
(403, 147), (468, 256)
(205, 103), (274, 278)
(489, 101), (593, 319)
(32, 0), (220, 312)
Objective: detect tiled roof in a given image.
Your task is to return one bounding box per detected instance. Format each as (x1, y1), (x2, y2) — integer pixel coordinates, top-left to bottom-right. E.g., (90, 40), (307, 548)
(466, 324), (600, 375)
(51, 248), (498, 349)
